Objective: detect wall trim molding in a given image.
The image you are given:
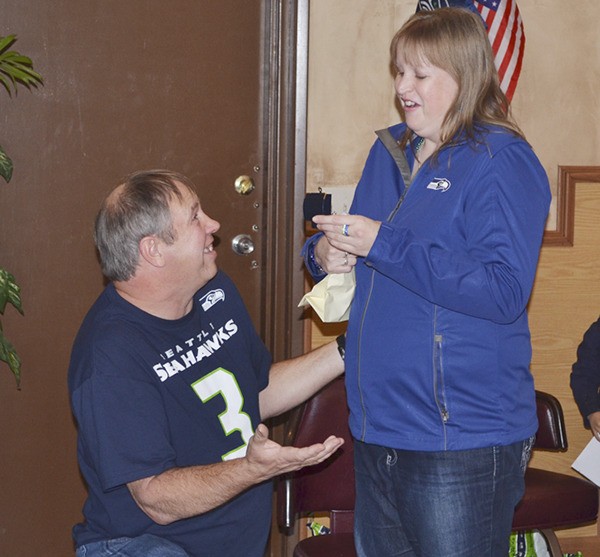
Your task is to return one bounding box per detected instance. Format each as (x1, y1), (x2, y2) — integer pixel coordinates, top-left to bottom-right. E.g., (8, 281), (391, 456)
(543, 166), (600, 246)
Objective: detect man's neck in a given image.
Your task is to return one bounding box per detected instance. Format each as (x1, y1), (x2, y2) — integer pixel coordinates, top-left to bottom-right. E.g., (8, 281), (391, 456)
(114, 279), (194, 320)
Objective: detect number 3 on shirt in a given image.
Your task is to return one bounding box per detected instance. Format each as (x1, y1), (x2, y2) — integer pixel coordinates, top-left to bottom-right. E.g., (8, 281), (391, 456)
(191, 367), (254, 461)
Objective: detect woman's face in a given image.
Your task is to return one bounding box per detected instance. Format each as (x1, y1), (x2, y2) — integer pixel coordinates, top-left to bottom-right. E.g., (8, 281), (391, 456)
(394, 48), (459, 146)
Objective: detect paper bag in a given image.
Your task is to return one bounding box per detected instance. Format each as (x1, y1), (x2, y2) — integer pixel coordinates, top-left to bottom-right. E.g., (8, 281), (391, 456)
(298, 269), (355, 323)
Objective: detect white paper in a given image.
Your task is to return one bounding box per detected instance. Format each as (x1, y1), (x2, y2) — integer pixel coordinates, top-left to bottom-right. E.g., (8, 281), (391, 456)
(571, 437), (600, 487)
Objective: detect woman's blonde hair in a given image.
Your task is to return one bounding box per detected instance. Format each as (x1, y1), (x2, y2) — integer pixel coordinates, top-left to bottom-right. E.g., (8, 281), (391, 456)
(390, 8), (524, 152)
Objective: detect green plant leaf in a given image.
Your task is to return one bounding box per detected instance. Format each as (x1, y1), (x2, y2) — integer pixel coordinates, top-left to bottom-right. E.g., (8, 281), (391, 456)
(0, 144), (14, 182)
(0, 327), (21, 388)
(0, 35), (43, 95)
(0, 35), (16, 52)
(0, 269), (23, 387)
(0, 268), (24, 315)
(8, 54), (34, 64)
(0, 74), (13, 95)
(0, 35), (42, 388)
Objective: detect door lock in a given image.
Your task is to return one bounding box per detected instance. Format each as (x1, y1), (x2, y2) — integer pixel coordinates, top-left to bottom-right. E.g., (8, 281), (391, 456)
(234, 175), (255, 195)
(231, 234), (255, 255)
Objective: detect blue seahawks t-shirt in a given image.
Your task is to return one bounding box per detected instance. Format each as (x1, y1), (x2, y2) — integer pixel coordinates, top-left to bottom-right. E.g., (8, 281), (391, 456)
(68, 271), (272, 557)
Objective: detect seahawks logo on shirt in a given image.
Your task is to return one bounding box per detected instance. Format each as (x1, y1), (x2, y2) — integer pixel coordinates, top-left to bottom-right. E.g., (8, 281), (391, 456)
(199, 289), (225, 311)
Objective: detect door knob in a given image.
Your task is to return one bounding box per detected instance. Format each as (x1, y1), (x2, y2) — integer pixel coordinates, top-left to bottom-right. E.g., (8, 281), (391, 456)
(234, 175), (255, 195)
(232, 234), (255, 255)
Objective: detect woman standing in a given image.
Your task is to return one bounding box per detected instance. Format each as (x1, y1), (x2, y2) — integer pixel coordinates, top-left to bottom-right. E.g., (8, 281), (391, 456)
(303, 8), (551, 556)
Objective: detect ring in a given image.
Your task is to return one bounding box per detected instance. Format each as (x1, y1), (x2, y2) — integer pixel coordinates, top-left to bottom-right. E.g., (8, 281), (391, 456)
(343, 253), (348, 266)
(342, 224), (349, 236)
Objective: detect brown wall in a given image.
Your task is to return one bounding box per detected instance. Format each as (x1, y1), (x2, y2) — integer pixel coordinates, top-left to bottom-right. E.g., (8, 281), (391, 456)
(0, 5), (107, 554)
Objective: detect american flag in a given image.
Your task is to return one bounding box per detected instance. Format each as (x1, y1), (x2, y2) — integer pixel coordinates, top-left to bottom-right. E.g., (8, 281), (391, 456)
(416, 0), (526, 102)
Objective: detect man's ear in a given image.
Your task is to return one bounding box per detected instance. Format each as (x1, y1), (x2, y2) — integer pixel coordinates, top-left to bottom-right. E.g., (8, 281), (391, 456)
(139, 236), (165, 268)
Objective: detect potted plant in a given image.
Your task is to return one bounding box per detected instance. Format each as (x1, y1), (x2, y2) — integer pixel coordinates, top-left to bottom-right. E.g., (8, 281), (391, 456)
(0, 34), (43, 387)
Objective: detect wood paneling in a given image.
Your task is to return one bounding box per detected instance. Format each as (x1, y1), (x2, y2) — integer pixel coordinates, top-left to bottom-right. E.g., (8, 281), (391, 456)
(529, 178), (600, 539)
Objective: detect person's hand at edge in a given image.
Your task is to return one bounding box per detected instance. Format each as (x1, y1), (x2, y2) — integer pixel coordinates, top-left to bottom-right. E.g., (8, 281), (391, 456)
(246, 423), (344, 481)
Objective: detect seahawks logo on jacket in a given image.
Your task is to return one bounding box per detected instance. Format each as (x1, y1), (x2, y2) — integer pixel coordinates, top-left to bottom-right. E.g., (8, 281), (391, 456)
(426, 178), (451, 192)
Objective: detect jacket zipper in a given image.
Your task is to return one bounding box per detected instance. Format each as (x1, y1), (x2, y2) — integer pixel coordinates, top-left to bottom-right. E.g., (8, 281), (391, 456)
(432, 326), (450, 426)
(357, 137), (416, 441)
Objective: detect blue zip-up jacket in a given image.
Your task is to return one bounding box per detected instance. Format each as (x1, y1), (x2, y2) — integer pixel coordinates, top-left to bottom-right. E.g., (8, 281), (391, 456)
(304, 123), (551, 451)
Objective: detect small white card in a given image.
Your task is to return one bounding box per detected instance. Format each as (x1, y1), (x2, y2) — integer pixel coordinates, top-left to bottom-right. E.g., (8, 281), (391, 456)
(572, 437), (600, 487)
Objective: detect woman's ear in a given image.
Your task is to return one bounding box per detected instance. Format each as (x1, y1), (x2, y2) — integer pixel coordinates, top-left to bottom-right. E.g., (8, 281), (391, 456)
(139, 236), (165, 268)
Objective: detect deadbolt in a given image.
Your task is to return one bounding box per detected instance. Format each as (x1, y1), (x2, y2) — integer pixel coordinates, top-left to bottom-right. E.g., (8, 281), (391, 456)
(234, 175), (255, 195)
(232, 234), (255, 255)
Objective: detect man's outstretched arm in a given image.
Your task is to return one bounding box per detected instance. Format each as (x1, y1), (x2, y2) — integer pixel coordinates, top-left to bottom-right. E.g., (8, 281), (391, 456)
(128, 423), (343, 525)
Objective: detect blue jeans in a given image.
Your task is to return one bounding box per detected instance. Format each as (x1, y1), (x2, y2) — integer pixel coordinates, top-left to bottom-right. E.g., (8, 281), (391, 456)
(353, 438), (533, 557)
(76, 534), (190, 557)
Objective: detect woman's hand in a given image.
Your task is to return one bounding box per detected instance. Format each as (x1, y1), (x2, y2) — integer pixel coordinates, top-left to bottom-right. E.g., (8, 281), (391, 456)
(314, 214), (381, 259)
(314, 234), (357, 274)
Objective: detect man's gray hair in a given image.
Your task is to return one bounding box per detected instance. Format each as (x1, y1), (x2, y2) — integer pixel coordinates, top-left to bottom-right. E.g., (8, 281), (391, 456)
(94, 170), (197, 282)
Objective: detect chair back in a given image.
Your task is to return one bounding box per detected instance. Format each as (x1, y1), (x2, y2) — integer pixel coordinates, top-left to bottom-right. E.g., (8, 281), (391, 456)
(512, 390), (598, 557)
(278, 377), (355, 534)
(533, 391), (568, 450)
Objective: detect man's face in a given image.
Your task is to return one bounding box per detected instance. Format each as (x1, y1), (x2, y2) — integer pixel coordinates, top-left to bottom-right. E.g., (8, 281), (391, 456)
(162, 182), (220, 292)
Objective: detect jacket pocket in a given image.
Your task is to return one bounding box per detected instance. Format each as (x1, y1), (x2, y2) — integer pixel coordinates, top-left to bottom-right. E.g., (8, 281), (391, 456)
(433, 334), (449, 423)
